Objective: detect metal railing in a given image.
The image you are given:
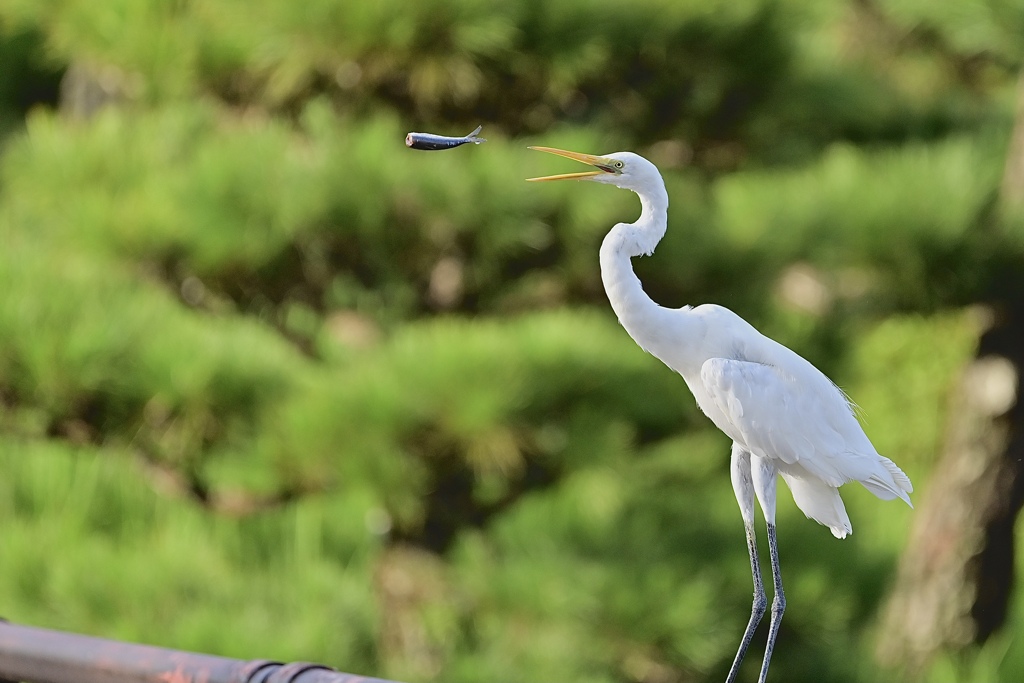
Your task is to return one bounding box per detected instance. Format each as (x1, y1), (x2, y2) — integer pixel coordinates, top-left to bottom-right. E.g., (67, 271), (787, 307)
(0, 620), (402, 683)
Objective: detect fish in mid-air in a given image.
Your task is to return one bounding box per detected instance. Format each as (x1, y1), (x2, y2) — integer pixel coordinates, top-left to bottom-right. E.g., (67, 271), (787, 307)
(405, 125), (486, 151)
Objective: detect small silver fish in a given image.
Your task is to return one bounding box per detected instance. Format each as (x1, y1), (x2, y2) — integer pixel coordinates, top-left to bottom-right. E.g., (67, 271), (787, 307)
(405, 125), (486, 151)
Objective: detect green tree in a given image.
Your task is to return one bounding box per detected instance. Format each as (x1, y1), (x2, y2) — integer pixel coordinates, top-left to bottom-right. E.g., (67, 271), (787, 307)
(0, 2), (1021, 682)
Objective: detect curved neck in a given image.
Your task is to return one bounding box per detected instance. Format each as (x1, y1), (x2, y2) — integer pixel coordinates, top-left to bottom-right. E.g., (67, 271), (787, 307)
(608, 182), (669, 257)
(599, 179), (673, 345)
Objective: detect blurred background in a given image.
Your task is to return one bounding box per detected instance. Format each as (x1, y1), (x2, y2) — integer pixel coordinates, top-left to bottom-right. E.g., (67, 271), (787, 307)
(1, 1), (1023, 681)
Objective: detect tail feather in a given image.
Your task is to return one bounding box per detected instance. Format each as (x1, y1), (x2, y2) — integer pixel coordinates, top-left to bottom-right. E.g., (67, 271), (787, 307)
(860, 455), (913, 507)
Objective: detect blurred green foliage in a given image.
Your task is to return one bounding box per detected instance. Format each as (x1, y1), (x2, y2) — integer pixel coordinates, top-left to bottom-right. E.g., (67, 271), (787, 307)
(1, 1), (1023, 682)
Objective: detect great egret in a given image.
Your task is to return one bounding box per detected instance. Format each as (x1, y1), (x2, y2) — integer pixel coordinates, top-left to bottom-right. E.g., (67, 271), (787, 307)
(528, 147), (913, 683)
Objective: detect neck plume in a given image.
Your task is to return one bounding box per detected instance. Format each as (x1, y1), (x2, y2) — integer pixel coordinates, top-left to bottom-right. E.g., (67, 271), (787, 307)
(598, 176), (673, 349)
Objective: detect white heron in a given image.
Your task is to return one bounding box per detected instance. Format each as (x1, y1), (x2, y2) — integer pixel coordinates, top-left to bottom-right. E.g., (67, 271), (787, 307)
(527, 147), (914, 683)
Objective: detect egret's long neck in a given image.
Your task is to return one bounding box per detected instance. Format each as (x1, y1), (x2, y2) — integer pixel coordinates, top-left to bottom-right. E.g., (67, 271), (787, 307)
(599, 180), (675, 348)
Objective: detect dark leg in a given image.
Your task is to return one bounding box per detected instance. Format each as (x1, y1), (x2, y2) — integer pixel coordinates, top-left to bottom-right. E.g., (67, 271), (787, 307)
(725, 522), (767, 683)
(757, 522), (786, 683)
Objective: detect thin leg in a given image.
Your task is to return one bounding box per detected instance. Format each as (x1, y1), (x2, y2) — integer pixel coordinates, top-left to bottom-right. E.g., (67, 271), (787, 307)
(725, 522), (766, 683)
(726, 445), (766, 683)
(757, 522), (786, 683)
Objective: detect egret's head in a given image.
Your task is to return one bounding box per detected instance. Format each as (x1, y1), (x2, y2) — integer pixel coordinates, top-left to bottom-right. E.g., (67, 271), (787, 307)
(527, 147), (662, 193)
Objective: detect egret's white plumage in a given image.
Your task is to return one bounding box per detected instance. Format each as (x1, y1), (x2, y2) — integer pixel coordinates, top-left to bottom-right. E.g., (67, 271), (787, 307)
(528, 147), (913, 683)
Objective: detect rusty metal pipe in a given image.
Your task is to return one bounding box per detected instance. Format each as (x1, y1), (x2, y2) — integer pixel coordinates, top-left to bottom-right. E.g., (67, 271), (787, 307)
(0, 621), (400, 683)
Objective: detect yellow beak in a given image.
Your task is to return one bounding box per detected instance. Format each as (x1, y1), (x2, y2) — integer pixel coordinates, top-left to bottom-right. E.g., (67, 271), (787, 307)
(526, 146), (619, 181)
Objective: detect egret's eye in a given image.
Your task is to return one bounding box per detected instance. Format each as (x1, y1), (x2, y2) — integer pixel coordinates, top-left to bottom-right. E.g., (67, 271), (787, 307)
(614, 160), (624, 169)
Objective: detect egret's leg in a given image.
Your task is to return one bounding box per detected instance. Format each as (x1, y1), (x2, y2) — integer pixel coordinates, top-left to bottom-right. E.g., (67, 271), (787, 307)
(725, 521), (766, 683)
(725, 445), (766, 683)
(748, 454), (780, 683)
(757, 522), (786, 683)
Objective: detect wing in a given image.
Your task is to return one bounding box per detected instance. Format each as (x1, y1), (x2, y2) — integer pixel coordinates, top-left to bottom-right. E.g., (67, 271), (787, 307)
(699, 357), (877, 488)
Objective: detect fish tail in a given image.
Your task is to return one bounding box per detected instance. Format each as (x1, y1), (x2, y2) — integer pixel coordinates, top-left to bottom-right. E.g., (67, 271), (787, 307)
(466, 125), (486, 144)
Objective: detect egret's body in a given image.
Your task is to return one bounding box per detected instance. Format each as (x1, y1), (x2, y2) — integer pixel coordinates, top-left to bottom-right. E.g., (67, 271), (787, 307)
(529, 148), (913, 683)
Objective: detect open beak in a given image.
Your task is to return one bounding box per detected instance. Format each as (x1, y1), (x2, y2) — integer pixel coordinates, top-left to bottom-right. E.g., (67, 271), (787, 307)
(527, 146), (619, 181)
